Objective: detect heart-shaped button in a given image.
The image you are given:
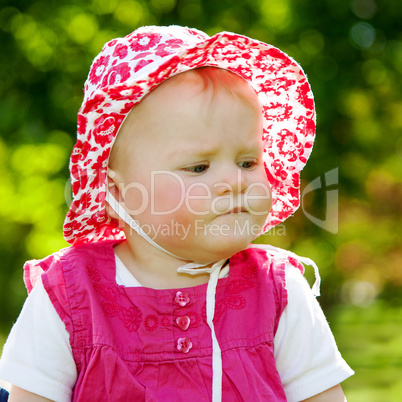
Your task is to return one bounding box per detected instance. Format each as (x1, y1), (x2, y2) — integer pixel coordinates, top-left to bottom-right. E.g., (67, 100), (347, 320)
(176, 315), (190, 331)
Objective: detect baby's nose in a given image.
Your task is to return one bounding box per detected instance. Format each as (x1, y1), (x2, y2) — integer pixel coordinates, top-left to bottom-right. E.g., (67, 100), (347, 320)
(214, 168), (247, 195)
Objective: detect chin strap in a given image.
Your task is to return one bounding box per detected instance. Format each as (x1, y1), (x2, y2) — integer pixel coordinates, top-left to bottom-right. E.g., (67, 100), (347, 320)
(106, 190), (224, 402)
(106, 191), (183, 260)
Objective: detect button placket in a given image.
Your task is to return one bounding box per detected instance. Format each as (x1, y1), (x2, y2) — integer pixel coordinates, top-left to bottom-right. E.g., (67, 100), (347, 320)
(174, 291), (192, 353)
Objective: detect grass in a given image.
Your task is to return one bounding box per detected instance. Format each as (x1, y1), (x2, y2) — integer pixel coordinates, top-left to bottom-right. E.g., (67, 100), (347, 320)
(330, 301), (402, 402)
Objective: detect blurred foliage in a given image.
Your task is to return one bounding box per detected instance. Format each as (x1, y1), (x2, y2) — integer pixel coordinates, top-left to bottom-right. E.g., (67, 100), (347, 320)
(0, 0), (401, 396)
(331, 301), (402, 400)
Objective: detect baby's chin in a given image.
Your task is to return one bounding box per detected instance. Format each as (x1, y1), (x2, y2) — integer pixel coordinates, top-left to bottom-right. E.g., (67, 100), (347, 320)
(186, 233), (257, 264)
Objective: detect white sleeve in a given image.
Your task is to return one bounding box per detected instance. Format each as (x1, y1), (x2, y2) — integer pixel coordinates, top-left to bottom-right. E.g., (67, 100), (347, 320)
(0, 279), (77, 402)
(274, 264), (354, 401)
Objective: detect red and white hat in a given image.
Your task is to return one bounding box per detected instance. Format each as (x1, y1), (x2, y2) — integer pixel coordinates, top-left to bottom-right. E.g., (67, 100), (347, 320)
(64, 25), (316, 245)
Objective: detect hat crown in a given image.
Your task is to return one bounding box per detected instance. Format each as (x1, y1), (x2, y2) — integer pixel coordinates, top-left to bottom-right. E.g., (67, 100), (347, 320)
(84, 26), (209, 103)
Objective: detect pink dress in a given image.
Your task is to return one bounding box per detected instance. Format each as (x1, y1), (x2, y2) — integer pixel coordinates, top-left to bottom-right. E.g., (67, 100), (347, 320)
(24, 241), (301, 401)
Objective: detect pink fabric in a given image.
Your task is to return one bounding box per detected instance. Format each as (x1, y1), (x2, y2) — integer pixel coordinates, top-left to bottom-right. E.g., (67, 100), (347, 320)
(24, 242), (302, 401)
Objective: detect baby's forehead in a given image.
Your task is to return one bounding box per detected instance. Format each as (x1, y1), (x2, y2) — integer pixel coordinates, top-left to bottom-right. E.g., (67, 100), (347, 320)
(109, 68), (262, 167)
(138, 68), (262, 124)
(136, 68), (260, 123)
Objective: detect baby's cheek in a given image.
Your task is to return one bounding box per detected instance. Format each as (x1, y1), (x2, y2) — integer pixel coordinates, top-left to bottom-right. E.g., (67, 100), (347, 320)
(149, 173), (186, 215)
(245, 179), (272, 216)
(183, 182), (212, 216)
(164, 182), (212, 228)
(122, 184), (150, 215)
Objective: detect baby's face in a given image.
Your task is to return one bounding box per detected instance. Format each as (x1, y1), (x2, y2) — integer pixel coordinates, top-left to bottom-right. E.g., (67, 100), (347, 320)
(111, 71), (271, 263)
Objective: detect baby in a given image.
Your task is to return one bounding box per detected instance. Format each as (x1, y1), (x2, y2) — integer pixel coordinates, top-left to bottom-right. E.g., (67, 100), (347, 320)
(0, 26), (353, 401)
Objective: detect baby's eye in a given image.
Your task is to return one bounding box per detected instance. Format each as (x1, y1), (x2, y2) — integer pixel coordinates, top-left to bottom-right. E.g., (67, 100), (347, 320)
(238, 160), (257, 169)
(185, 164), (209, 173)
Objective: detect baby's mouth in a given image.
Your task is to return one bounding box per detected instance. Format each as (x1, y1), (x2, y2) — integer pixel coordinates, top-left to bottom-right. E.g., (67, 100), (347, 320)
(220, 206), (247, 215)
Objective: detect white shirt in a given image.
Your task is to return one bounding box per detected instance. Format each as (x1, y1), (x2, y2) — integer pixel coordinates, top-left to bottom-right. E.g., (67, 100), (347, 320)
(0, 254), (353, 401)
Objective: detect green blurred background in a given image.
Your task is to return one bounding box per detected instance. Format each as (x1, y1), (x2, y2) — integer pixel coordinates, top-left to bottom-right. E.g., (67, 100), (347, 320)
(0, 0), (401, 400)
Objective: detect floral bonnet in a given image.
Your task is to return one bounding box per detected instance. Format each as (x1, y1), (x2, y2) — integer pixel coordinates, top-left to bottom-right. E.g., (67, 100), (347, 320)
(64, 25), (316, 245)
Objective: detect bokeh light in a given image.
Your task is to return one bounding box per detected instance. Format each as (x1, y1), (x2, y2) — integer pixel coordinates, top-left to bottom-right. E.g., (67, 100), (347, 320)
(350, 22), (376, 49)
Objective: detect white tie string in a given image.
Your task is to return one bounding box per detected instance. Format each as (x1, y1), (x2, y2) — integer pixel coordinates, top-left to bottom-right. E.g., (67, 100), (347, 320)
(251, 243), (321, 297)
(106, 190), (224, 402)
(105, 191), (184, 260)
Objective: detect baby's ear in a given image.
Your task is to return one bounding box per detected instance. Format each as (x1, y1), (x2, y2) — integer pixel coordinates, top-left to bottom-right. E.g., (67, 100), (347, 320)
(106, 168), (124, 220)
(107, 168), (117, 186)
(107, 168), (124, 191)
